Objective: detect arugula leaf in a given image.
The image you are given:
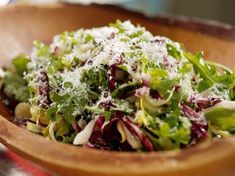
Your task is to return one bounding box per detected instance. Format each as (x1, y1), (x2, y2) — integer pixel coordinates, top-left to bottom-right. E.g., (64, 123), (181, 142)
(109, 19), (125, 33)
(179, 62), (192, 74)
(183, 52), (215, 85)
(62, 133), (76, 143)
(111, 82), (140, 98)
(50, 91), (87, 124)
(33, 41), (50, 57)
(206, 60), (233, 74)
(139, 100), (190, 150)
(85, 34), (95, 43)
(111, 99), (134, 114)
(197, 80), (211, 92)
(167, 43), (182, 60)
(45, 106), (58, 121)
(183, 51), (235, 94)
(85, 105), (112, 121)
(60, 31), (78, 47)
(146, 119), (190, 150)
(81, 66), (108, 92)
(129, 30), (144, 39)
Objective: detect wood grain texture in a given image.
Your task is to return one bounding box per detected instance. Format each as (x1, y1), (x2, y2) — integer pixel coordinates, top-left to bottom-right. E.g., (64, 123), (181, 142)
(0, 3), (235, 176)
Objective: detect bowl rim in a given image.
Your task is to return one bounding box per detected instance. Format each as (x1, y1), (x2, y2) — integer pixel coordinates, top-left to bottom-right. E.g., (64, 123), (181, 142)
(3, 2), (235, 41)
(97, 3), (235, 41)
(1, 3), (235, 175)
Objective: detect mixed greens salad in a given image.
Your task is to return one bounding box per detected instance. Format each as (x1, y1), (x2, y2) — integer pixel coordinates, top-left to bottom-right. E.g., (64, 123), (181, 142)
(1, 20), (235, 151)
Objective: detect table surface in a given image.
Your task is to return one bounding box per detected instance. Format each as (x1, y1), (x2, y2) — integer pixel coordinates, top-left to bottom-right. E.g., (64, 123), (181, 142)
(0, 144), (50, 176)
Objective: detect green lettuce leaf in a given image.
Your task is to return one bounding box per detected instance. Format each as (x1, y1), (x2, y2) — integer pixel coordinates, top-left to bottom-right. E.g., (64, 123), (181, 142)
(12, 54), (30, 76)
(204, 101), (235, 131)
(3, 72), (29, 102)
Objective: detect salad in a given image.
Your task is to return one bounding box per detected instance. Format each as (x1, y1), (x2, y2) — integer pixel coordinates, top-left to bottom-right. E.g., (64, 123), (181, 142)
(1, 20), (235, 152)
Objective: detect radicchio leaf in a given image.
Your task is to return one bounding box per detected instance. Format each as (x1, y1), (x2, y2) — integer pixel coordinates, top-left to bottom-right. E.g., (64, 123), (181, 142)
(122, 117), (154, 151)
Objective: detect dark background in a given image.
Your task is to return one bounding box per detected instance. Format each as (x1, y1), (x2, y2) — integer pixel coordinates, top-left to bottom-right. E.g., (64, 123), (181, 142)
(7, 0), (235, 26)
(120, 0), (235, 26)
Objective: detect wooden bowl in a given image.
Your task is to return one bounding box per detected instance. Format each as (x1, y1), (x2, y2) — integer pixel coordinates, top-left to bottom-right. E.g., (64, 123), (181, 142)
(1, 3), (235, 176)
